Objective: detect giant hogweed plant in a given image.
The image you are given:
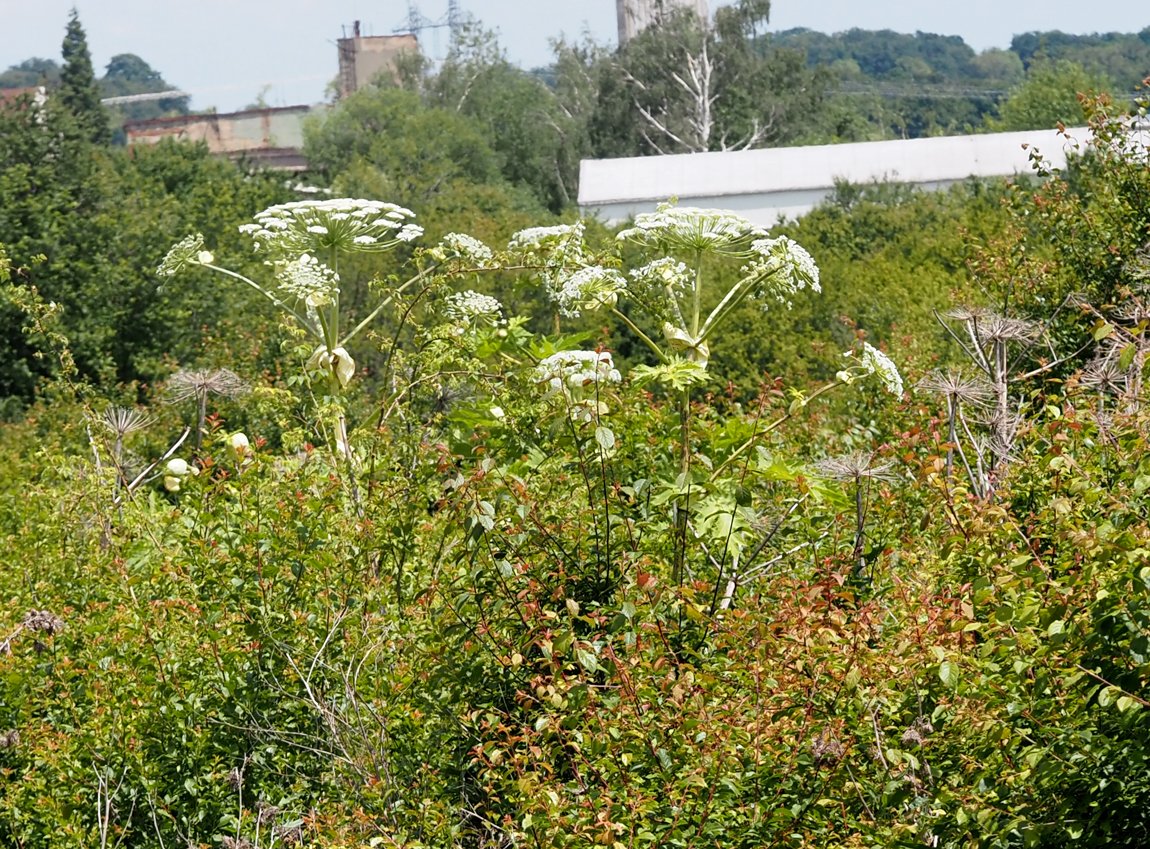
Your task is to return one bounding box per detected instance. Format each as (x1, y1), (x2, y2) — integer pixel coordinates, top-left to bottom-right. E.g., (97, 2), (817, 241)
(503, 204), (903, 589)
(159, 199), (424, 462)
(159, 199), (903, 600)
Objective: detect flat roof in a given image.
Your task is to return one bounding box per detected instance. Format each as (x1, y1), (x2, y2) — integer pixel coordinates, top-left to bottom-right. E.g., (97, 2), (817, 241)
(578, 128), (1091, 207)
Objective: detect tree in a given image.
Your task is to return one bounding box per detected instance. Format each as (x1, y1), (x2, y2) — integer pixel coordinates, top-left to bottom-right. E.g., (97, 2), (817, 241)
(100, 53), (189, 139)
(421, 23), (579, 212)
(58, 8), (110, 145)
(0, 58), (61, 89)
(590, 0), (829, 156)
(990, 59), (1113, 131)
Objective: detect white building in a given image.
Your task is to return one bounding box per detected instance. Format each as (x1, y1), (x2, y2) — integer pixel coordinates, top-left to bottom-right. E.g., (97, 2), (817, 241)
(578, 128), (1092, 227)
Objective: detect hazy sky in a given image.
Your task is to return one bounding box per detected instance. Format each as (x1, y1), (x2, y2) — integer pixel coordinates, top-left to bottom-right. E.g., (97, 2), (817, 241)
(2, 0), (1146, 113)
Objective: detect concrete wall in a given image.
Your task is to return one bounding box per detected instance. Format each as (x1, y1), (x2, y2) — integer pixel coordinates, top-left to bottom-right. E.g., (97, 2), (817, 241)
(336, 33), (419, 98)
(124, 105), (319, 171)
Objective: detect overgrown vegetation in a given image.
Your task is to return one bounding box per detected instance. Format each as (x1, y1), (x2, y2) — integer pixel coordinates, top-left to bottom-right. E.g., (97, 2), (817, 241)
(2, 7), (1150, 849)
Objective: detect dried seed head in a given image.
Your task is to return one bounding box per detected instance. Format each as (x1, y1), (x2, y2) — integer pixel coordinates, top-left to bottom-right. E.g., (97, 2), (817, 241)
(23, 610), (64, 636)
(256, 800), (282, 825)
(95, 406), (154, 439)
(816, 451), (900, 484)
(226, 766), (244, 791)
(901, 716), (934, 747)
(273, 822), (303, 846)
(811, 729), (845, 765)
(944, 304), (992, 323)
(917, 369), (994, 407)
(167, 368), (249, 403)
(1079, 355), (1128, 395)
(977, 313), (1041, 344)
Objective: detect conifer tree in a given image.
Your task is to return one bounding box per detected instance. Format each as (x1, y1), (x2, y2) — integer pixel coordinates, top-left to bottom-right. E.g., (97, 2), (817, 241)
(58, 8), (110, 145)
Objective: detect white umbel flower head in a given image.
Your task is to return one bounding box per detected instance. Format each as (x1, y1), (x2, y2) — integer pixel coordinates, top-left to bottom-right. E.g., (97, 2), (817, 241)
(157, 233), (210, 276)
(508, 222), (585, 255)
(239, 198), (422, 254)
(534, 350), (622, 394)
(855, 342), (904, 397)
(444, 290), (503, 329)
(439, 233), (494, 265)
(277, 253), (341, 307)
(742, 236), (821, 304)
(553, 266), (627, 317)
(630, 257), (693, 295)
(616, 203), (767, 256)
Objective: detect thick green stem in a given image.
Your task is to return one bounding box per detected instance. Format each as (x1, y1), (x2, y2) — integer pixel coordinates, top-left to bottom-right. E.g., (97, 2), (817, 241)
(202, 263), (315, 331)
(690, 254), (703, 338)
(609, 307), (668, 363)
(679, 385), (692, 479)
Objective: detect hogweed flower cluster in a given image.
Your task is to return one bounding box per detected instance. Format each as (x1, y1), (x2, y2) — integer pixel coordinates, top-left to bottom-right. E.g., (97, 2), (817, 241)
(433, 233), (494, 266)
(617, 204), (767, 255)
(157, 233), (213, 277)
(277, 254), (340, 307)
(238, 199), (422, 255)
(741, 236), (821, 306)
(841, 343), (904, 397)
(552, 266), (627, 318)
(444, 290), (504, 330)
(535, 350), (622, 423)
(535, 350), (622, 392)
(509, 222), (586, 256)
(609, 203), (824, 384)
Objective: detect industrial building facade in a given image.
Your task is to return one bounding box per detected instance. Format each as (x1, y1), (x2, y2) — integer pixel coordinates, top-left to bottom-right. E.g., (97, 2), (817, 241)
(579, 127), (1092, 226)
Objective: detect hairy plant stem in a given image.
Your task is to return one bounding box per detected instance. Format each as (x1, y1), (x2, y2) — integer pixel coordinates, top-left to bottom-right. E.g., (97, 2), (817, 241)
(853, 481), (866, 579)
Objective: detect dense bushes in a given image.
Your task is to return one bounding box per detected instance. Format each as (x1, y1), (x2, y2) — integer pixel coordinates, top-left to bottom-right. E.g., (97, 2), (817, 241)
(1, 79), (1149, 849)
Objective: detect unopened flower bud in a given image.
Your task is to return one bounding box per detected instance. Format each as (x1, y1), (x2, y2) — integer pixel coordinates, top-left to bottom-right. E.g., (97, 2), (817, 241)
(228, 432), (250, 457)
(166, 458), (190, 477)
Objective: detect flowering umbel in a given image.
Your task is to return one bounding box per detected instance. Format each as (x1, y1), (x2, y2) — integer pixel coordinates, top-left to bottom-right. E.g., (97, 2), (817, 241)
(444, 290), (503, 330)
(157, 233), (210, 277)
(238, 199), (422, 254)
(842, 343), (904, 397)
(617, 204), (767, 256)
(535, 350), (622, 423)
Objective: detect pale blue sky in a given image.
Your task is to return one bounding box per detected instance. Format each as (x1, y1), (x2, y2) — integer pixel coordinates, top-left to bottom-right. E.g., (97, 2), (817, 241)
(1, 0), (1146, 112)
